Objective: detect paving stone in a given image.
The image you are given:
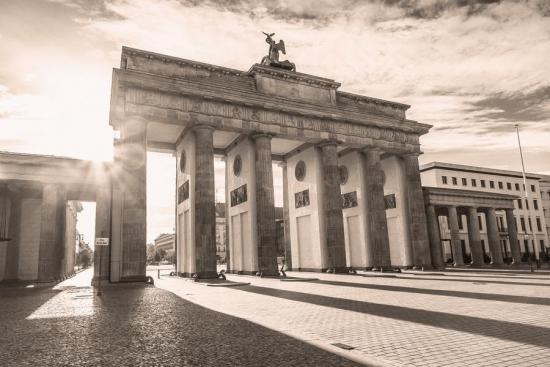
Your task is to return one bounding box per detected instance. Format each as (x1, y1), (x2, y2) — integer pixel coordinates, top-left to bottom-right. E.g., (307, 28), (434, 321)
(151, 267), (550, 366)
(0, 269), (361, 367)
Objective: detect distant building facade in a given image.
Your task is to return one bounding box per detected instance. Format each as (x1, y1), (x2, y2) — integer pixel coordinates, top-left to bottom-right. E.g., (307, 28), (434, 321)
(421, 162), (549, 264)
(540, 175), (550, 246)
(154, 233), (175, 254)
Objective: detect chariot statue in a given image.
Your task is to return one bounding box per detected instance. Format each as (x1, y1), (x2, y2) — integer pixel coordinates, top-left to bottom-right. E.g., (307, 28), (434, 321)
(260, 32), (296, 72)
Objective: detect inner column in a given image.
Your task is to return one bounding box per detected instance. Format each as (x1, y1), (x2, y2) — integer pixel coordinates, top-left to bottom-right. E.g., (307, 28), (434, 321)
(447, 205), (464, 266)
(484, 207), (504, 266)
(362, 148), (392, 271)
(193, 125), (218, 278)
(467, 206), (484, 266)
(252, 133), (278, 276)
(505, 208), (520, 264)
(426, 204), (444, 269)
(319, 140), (347, 273)
(403, 153), (432, 269)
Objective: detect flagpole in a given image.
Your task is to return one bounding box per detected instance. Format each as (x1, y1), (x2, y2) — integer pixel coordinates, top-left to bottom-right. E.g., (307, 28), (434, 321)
(515, 124), (539, 270)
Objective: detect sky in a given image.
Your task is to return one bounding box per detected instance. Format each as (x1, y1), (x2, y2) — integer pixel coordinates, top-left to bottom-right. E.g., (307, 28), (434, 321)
(1, 0), (549, 244)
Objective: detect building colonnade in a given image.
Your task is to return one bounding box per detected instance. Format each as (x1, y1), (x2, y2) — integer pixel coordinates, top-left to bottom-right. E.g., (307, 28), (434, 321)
(423, 187), (520, 267)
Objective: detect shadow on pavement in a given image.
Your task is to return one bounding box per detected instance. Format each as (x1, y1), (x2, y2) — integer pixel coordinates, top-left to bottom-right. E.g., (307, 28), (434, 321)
(233, 285), (550, 348)
(408, 272), (550, 281)
(300, 279), (550, 306)
(0, 283), (361, 367)
(366, 274), (550, 288)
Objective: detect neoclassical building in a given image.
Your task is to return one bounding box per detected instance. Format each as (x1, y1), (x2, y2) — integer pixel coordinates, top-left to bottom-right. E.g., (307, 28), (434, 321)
(421, 162), (550, 266)
(108, 46), (433, 279)
(0, 45), (441, 284)
(0, 152), (93, 283)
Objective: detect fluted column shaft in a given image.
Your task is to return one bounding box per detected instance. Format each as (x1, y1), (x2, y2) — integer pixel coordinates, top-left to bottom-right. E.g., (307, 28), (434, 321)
(505, 208), (520, 264)
(363, 149), (392, 269)
(467, 207), (484, 266)
(447, 205), (464, 266)
(485, 207), (504, 266)
(320, 141), (347, 272)
(426, 205), (444, 269)
(38, 184), (66, 282)
(253, 134), (278, 276)
(280, 162), (292, 269)
(404, 154), (432, 268)
(119, 117), (147, 280)
(5, 192), (21, 281)
(93, 188), (111, 285)
(193, 125), (217, 278)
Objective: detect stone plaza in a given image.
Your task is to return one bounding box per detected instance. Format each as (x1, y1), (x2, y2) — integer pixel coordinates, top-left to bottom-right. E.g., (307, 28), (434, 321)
(1, 267), (549, 366)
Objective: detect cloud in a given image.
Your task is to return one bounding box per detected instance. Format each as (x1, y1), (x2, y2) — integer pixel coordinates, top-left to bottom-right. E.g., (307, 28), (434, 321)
(466, 86), (550, 124)
(2, 0), (550, 239)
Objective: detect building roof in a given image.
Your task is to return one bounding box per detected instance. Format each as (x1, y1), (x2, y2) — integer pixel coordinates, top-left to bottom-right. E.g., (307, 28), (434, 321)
(420, 161), (542, 180)
(154, 233), (174, 242)
(422, 186), (518, 209)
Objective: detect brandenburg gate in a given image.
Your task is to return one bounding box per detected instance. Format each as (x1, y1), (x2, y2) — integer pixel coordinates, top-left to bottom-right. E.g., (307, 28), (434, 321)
(107, 37), (433, 281)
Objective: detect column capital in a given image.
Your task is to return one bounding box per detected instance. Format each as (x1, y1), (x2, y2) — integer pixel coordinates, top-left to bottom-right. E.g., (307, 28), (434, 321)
(361, 146), (384, 161)
(401, 151), (422, 158)
(250, 132), (273, 141)
(191, 124), (215, 133)
(316, 138), (341, 148)
(277, 161), (287, 168)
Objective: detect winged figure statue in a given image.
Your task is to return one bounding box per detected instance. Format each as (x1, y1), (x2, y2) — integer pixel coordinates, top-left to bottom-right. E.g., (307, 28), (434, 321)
(260, 32), (296, 72)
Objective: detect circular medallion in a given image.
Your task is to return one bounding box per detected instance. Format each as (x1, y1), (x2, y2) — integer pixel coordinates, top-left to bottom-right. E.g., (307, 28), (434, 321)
(233, 155), (242, 177)
(339, 165), (349, 185)
(179, 150), (186, 173)
(295, 160), (306, 181)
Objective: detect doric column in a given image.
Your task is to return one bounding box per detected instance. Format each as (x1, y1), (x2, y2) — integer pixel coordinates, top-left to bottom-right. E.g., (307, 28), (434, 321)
(426, 205), (444, 269)
(252, 133), (278, 276)
(447, 205), (464, 266)
(467, 207), (484, 266)
(4, 192), (21, 281)
(319, 140), (347, 272)
(484, 207), (504, 266)
(280, 162), (292, 269)
(505, 208), (520, 264)
(38, 184), (66, 282)
(223, 156), (230, 272)
(362, 148), (392, 270)
(403, 153), (432, 268)
(193, 125), (217, 278)
(119, 116), (147, 281)
(93, 188), (111, 286)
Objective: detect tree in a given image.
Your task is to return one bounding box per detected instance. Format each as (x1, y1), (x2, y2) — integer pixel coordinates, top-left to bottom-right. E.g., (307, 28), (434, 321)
(154, 248), (167, 263)
(146, 243), (156, 264)
(76, 241), (93, 269)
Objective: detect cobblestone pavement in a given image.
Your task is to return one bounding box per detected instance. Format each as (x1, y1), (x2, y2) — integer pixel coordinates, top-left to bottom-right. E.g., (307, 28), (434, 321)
(152, 268), (550, 367)
(0, 269), (361, 367)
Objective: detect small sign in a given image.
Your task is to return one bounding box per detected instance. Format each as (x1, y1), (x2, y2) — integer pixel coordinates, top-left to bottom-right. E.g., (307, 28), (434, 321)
(95, 238), (109, 246)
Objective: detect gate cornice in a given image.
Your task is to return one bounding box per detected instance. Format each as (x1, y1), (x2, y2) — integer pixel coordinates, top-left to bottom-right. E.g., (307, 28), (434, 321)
(111, 68), (431, 139)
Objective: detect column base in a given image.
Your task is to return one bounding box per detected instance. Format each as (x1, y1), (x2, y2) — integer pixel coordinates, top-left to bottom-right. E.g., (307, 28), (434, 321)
(325, 267), (351, 274)
(225, 270), (257, 275)
(412, 264), (434, 271)
(372, 266), (395, 272)
(194, 271), (220, 279)
(119, 275), (148, 283)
